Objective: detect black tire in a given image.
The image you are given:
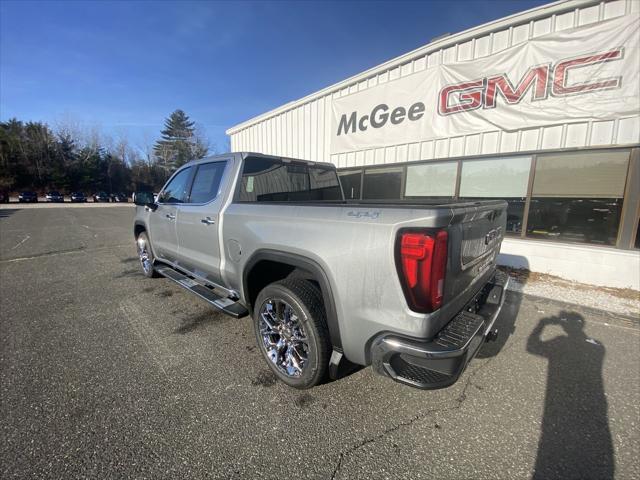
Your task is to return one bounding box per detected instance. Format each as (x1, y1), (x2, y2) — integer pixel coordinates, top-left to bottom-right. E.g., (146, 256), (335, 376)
(136, 231), (159, 278)
(254, 279), (331, 389)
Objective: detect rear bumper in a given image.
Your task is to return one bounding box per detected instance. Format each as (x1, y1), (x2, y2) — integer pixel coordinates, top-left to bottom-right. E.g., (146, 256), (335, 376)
(371, 269), (509, 390)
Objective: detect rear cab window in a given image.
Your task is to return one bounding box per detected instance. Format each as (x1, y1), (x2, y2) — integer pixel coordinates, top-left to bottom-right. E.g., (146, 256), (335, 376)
(235, 156), (343, 202)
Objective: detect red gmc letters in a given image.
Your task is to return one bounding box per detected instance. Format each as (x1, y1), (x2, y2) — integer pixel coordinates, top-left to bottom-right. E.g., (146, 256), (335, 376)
(438, 48), (623, 116)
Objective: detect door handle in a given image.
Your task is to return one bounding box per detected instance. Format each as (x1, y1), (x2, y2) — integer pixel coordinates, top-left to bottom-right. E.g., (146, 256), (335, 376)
(165, 214), (176, 220)
(201, 217), (215, 225)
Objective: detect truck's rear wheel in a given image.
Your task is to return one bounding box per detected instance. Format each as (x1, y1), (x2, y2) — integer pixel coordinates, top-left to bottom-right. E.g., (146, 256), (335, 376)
(136, 231), (159, 278)
(254, 279), (330, 389)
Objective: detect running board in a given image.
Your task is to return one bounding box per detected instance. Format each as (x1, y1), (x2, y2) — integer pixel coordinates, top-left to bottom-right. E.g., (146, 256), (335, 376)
(155, 265), (248, 318)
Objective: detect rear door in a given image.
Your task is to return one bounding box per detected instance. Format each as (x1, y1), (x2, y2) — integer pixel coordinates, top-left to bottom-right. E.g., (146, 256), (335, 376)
(148, 166), (194, 264)
(175, 160), (229, 285)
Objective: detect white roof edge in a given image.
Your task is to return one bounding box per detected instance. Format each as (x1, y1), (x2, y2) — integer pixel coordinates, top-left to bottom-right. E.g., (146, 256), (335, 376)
(226, 0), (599, 135)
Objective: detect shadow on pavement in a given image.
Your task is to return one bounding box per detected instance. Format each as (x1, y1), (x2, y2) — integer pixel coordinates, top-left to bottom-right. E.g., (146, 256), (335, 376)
(0, 209), (20, 219)
(478, 254), (529, 359)
(527, 311), (614, 480)
(476, 289), (522, 359)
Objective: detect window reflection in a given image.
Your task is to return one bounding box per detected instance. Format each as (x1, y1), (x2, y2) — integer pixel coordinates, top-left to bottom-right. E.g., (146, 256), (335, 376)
(526, 198), (623, 246)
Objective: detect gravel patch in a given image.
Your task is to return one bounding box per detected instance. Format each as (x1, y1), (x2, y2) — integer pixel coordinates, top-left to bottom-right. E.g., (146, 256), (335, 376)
(500, 266), (640, 318)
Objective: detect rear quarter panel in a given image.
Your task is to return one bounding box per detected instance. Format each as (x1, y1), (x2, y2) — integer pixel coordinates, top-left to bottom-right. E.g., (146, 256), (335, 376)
(222, 203), (460, 365)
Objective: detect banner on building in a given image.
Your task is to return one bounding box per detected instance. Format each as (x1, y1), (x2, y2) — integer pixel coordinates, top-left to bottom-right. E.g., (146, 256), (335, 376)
(330, 14), (640, 154)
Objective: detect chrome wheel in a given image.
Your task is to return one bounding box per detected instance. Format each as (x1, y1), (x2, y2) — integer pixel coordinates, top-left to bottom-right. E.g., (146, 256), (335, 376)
(259, 298), (309, 377)
(136, 236), (152, 275)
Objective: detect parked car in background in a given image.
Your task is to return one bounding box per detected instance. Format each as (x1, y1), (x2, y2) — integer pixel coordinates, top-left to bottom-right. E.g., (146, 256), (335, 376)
(110, 192), (129, 203)
(93, 192), (111, 203)
(45, 191), (65, 203)
(18, 191), (38, 203)
(0, 191), (9, 203)
(70, 192), (87, 203)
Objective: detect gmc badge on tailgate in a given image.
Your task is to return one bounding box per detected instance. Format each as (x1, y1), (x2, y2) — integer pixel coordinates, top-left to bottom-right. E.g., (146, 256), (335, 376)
(484, 227), (502, 245)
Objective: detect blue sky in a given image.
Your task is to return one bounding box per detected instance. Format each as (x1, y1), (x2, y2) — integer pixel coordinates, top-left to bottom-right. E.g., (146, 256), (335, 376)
(1, 0), (548, 154)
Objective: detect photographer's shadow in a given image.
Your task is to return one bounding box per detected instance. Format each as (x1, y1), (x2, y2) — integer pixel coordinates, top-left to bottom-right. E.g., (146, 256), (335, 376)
(527, 311), (614, 480)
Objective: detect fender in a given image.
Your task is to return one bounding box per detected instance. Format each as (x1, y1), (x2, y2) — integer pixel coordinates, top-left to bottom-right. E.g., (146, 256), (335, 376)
(243, 249), (343, 350)
(133, 220), (147, 238)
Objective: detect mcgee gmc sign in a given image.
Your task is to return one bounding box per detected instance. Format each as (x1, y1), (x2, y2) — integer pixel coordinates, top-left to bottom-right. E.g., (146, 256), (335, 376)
(330, 14), (638, 154)
(337, 48), (623, 137)
(438, 48), (623, 116)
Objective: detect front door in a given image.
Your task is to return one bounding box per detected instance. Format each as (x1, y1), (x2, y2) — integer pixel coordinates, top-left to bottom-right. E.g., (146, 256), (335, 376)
(148, 166), (193, 264)
(176, 160), (229, 285)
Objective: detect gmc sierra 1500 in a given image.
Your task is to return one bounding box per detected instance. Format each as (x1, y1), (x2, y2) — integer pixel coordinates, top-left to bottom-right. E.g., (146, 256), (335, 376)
(133, 152), (509, 390)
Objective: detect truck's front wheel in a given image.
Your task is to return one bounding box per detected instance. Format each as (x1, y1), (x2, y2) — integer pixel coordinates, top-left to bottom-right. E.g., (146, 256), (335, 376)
(136, 231), (159, 278)
(254, 279), (330, 389)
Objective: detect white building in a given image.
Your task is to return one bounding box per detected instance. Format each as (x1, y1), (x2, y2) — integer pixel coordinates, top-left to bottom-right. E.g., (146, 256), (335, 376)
(227, 0), (640, 290)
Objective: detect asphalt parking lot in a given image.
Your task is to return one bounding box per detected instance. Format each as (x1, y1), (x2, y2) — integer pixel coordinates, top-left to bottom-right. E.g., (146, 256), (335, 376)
(1, 206), (638, 479)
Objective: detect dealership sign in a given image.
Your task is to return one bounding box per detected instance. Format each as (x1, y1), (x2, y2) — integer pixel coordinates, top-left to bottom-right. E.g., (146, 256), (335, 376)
(331, 14), (639, 154)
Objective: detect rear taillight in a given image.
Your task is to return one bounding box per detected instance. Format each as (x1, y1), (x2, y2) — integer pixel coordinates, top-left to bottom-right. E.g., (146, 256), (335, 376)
(396, 230), (448, 312)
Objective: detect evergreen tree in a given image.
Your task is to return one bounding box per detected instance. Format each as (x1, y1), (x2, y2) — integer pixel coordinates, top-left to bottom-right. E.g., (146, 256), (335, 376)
(153, 109), (208, 173)
(0, 117), (170, 194)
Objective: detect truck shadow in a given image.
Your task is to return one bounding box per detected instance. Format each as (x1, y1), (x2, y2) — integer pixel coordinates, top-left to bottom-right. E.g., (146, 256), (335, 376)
(477, 253), (529, 359)
(476, 287), (523, 359)
(174, 310), (226, 335)
(527, 311), (614, 479)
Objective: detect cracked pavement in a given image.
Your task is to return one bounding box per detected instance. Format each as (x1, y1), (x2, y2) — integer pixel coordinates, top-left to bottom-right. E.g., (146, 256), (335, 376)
(1, 206), (639, 479)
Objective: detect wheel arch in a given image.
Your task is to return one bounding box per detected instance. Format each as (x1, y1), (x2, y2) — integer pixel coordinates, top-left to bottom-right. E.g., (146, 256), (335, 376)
(243, 250), (342, 350)
(133, 221), (158, 260)
(134, 221), (147, 239)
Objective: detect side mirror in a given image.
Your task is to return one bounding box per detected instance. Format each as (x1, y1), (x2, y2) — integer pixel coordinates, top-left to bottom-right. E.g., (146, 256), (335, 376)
(134, 191), (156, 209)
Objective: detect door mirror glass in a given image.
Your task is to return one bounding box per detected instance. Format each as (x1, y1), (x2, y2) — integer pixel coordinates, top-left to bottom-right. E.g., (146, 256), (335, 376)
(134, 191), (155, 206)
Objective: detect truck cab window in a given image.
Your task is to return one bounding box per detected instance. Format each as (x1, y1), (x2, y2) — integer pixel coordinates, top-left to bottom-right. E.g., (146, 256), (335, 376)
(158, 167), (192, 203)
(237, 157), (342, 202)
(189, 162), (227, 204)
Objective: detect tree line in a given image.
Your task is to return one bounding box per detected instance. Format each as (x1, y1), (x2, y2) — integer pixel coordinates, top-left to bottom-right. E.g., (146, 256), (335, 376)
(0, 109), (210, 194)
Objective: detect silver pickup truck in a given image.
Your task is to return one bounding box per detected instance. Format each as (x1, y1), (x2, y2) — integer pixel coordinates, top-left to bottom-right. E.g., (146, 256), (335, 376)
(133, 152), (509, 390)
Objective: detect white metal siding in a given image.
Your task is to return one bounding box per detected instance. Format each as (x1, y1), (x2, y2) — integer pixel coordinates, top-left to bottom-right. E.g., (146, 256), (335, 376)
(228, 0), (639, 166)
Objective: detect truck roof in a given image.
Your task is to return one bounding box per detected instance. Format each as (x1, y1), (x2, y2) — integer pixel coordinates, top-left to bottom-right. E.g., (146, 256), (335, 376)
(185, 152), (336, 170)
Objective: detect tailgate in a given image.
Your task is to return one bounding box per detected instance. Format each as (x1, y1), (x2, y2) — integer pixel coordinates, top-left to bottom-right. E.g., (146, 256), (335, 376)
(445, 201), (507, 305)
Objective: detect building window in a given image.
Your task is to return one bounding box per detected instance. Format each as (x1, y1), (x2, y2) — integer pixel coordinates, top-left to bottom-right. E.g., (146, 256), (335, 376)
(527, 198), (623, 245)
(459, 156), (532, 234)
(338, 170), (362, 200)
(526, 150), (630, 246)
(362, 167), (403, 200)
(405, 161), (457, 198)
